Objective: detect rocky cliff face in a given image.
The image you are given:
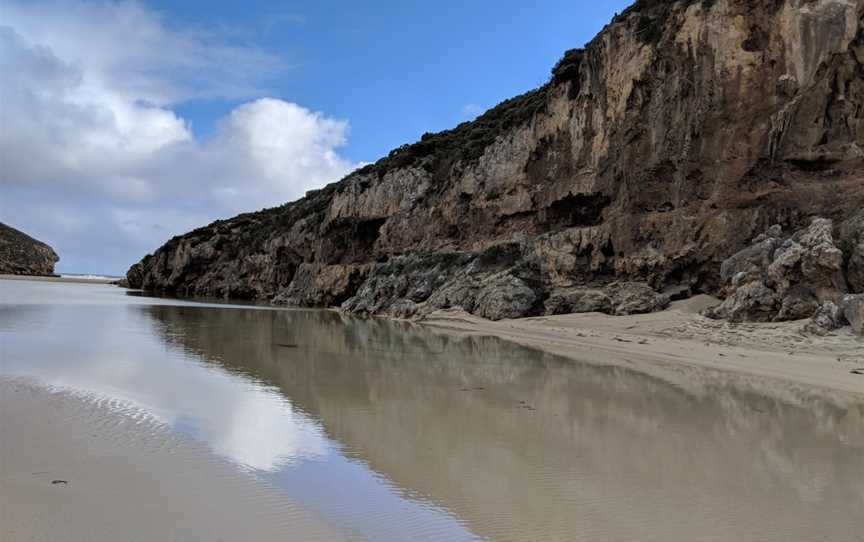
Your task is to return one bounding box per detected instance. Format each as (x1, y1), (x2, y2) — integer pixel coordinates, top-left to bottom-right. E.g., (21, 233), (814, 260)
(127, 0), (864, 321)
(0, 223), (59, 276)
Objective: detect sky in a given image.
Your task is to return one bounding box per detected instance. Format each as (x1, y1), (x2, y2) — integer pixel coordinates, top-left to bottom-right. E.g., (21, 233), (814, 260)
(0, 0), (632, 275)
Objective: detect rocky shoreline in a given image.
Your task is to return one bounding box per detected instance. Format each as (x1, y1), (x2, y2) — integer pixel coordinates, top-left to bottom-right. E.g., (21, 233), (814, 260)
(126, 0), (864, 336)
(705, 216), (864, 335)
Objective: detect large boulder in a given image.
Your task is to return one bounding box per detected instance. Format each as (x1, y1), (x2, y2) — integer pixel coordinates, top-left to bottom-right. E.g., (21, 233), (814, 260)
(545, 288), (612, 315)
(765, 218), (846, 299)
(706, 219), (848, 323)
(718, 227), (782, 286)
(802, 301), (848, 336)
(606, 282), (671, 315)
(839, 211), (864, 293)
(841, 294), (864, 335)
(473, 274), (538, 320)
(705, 281), (780, 322)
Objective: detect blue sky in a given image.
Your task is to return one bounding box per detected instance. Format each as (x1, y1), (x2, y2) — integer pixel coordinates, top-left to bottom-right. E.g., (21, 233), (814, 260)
(160, 0), (632, 163)
(1, 0), (632, 274)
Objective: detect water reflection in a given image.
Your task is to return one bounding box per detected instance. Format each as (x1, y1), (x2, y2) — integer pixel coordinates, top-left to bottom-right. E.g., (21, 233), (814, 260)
(143, 305), (864, 542)
(1, 281), (863, 541)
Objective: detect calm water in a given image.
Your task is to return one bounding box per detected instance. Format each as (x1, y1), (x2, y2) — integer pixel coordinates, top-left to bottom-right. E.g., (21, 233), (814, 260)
(1, 279), (862, 541)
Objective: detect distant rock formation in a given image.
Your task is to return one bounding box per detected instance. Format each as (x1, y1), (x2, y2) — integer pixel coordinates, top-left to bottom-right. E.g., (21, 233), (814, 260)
(127, 0), (864, 322)
(0, 223), (59, 276)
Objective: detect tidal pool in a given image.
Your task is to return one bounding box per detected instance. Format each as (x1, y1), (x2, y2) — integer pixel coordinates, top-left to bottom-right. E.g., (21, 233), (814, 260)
(1, 279), (862, 541)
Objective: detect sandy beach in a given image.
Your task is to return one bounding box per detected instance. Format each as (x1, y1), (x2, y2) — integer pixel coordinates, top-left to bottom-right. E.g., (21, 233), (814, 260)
(420, 295), (864, 401)
(0, 379), (349, 542)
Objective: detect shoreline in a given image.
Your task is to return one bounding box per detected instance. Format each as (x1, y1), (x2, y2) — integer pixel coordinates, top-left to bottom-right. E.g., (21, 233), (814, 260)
(0, 378), (349, 542)
(415, 295), (864, 401)
(6, 275), (859, 400)
(0, 274), (119, 285)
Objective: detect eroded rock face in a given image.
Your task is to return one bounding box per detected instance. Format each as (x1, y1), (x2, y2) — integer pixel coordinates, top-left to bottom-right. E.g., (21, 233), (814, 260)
(127, 0), (864, 320)
(341, 245), (545, 320)
(706, 218), (849, 322)
(0, 223), (59, 276)
(272, 264), (369, 307)
(337, 245), (667, 320)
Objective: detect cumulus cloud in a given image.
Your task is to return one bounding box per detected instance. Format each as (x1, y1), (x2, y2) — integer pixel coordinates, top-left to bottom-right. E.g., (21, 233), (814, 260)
(0, 1), (357, 275)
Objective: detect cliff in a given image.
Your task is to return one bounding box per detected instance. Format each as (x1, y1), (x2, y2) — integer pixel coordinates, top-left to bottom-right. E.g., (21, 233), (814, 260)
(127, 0), (864, 321)
(0, 223), (59, 276)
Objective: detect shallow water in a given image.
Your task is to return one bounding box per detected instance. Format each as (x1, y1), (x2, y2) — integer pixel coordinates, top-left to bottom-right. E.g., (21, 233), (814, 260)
(1, 279), (862, 541)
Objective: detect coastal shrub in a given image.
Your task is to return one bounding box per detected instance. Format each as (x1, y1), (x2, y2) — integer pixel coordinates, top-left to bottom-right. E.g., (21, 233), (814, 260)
(356, 86), (549, 180)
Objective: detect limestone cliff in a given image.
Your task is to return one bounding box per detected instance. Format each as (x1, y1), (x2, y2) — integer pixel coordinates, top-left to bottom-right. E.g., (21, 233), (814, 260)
(0, 223), (59, 276)
(127, 0), (864, 320)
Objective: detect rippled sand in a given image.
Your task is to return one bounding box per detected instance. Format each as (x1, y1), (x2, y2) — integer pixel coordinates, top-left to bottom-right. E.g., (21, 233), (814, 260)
(0, 379), (351, 542)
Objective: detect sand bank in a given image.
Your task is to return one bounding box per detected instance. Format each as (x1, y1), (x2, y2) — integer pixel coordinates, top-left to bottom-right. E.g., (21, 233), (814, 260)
(0, 379), (350, 542)
(419, 295), (864, 401)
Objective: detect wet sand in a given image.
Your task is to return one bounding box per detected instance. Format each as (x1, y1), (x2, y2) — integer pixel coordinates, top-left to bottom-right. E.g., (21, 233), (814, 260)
(420, 295), (864, 400)
(0, 379), (350, 542)
(1, 279), (862, 541)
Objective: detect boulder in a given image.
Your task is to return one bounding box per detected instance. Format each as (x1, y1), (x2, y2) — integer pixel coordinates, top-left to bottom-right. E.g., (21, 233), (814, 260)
(776, 285), (820, 321)
(802, 301), (848, 336)
(704, 281), (780, 322)
(707, 218), (848, 322)
(473, 274), (538, 320)
(841, 294), (864, 335)
(545, 288), (612, 315)
(839, 210), (864, 293)
(765, 218), (845, 298)
(719, 235), (782, 285)
(607, 282), (670, 315)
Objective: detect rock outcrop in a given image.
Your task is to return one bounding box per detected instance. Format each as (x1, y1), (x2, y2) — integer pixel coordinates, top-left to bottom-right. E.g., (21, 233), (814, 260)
(0, 223), (59, 277)
(839, 210), (864, 293)
(803, 300), (848, 335)
(127, 0), (864, 322)
(706, 216), (864, 334)
(705, 218), (847, 322)
(842, 294), (864, 334)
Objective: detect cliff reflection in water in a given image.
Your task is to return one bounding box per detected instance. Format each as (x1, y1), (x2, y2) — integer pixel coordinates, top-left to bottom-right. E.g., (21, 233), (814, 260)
(143, 305), (864, 542)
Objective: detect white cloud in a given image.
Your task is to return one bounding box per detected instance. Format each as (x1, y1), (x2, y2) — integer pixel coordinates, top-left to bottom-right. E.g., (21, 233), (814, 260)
(460, 103), (485, 119)
(0, 1), (357, 275)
